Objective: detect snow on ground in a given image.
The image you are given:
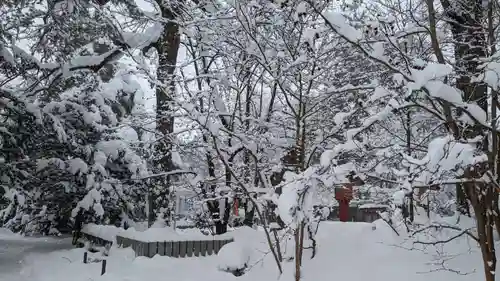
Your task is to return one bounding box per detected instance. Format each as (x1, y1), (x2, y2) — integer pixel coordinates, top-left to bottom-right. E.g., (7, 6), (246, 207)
(17, 221), (485, 281)
(83, 223), (233, 243)
(0, 228), (72, 281)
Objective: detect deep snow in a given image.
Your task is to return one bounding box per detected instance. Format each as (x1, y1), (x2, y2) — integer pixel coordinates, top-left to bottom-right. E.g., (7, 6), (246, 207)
(0, 229), (72, 281)
(14, 221), (486, 281)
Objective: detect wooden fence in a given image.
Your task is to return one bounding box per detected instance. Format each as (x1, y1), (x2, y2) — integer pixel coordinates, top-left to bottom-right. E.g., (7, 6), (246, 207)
(327, 205), (388, 222)
(80, 230), (233, 258)
(115, 236), (233, 258)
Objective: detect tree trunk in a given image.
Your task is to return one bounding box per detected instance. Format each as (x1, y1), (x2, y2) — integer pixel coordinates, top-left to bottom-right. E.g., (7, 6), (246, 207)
(440, 1), (496, 280)
(486, 1), (500, 239)
(456, 183), (470, 217)
(147, 192), (155, 227)
(467, 181), (496, 281)
(151, 2), (181, 225)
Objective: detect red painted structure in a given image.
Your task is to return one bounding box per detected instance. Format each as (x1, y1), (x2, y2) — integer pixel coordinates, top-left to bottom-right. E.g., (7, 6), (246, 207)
(233, 198), (239, 216)
(335, 184), (354, 222)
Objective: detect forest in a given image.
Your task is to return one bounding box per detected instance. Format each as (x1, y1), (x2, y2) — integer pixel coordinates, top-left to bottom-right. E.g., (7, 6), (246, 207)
(2, 0), (500, 281)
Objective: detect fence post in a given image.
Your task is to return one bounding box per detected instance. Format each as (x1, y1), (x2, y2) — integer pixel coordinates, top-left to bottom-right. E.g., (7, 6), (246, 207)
(83, 252), (88, 264)
(101, 260), (107, 275)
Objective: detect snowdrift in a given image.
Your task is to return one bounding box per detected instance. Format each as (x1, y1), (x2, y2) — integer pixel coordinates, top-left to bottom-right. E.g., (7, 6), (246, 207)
(20, 221), (485, 281)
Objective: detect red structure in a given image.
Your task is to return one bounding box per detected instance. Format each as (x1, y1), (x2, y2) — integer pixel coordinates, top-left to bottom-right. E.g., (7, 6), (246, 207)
(233, 198), (239, 216)
(335, 184), (354, 222)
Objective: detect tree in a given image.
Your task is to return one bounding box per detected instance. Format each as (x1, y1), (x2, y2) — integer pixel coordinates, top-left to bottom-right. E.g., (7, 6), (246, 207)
(0, 0), (150, 234)
(302, 1), (500, 280)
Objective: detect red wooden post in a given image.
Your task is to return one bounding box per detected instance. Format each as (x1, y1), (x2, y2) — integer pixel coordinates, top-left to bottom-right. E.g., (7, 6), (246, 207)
(338, 199), (349, 222)
(233, 198), (239, 216)
(335, 184), (353, 222)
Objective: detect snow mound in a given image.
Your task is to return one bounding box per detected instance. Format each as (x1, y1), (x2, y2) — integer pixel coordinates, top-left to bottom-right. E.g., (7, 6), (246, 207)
(20, 221), (486, 281)
(0, 227), (15, 236)
(82, 224), (123, 242)
(217, 240), (252, 275)
(120, 227), (234, 242)
(217, 227), (271, 276)
(82, 223), (234, 243)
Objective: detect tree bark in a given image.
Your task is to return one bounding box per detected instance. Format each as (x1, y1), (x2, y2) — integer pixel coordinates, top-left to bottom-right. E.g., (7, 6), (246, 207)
(150, 2), (181, 226)
(439, 1), (496, 280)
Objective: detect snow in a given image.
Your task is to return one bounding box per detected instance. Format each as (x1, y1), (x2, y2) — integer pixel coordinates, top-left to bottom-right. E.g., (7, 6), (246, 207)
(370, 86), (392, 102)
(81, 223), (234, 243)
(358, 203), (389, 209)
(121, 23), (163, 50)
(0, 44), (15, 65)
(82, 224), (124, 242)
(93, 203), (105, 218)
(53, 0), (77, 13)
(120, 226), (234, 242)
(67, 158), (89, 175)
(371, 42), (385, 59)
(320, 149), (335, 167)
(412, 63), (453, 85)
(73, 189), (104, 218)
(392, 190), (406, 206)
(277, 185), (298, 226)
(93, 151), (107, 166)
(67, 48), (121, 69)
(20, 221), (487, 281)
(95, 140), (148, 178)
(217, 240), (251, 272)
(296, 2), (307, 14)
(0, 233), (72, 281)
(11, 45), (38, 64)
(25, 103), (42, 124)
(463, 103), (487, 125)
(216, 227), (257, 272)
(408, 63), (465, 105)
(0, 228), (26, 241)
(425, 80), (463, 104)
(412, 135), (488, 183)
(333, 111), (349, 125)
(323, 12), (362, 42)
(303, 27), (318, 48)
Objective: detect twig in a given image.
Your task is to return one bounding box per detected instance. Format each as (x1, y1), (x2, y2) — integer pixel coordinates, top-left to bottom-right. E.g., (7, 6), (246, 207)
(380, 216), (400, 236)
(411, 224), (479, 243)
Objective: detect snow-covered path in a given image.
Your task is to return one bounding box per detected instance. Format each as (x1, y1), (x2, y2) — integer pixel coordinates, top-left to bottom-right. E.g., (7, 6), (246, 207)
(0, 232), (72, 281)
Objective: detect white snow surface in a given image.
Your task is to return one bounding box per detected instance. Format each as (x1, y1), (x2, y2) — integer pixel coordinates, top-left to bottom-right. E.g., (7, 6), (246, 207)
(323, 12), (362, 42)
(82, 223), (234, 242)
(19, 221), (487, 281)
(411, 135), (488, 184)
(0, 229), (72, 281)
(216, 227), (258, 272)
(82, 224), (124, 242)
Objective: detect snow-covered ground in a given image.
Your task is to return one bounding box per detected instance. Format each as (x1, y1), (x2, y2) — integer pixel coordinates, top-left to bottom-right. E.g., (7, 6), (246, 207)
(15, 220), (485, 281)
(0, 229), (73, 281)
